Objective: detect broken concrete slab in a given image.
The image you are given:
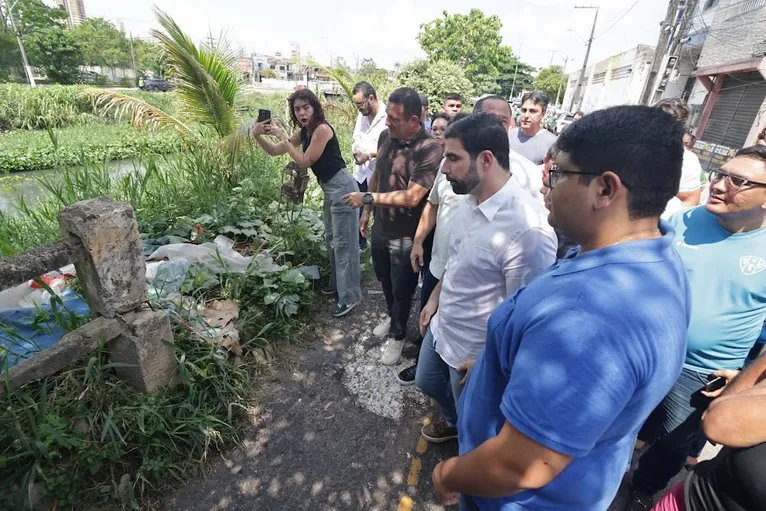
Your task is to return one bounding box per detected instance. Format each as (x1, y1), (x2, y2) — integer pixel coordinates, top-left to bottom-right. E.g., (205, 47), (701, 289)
(0, 317), (127, 397)
(58, 197), (146, 318)
(108, 309), (178, 394)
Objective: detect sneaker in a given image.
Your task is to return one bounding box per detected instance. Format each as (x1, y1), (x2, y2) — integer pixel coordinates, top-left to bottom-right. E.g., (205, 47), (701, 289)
(331, 302), (359, 317)
(421, 419), (458, 443)
(380, 338), (405, 365)
(397, 364), (417, 385)
(373, 318), (391, 338)
(321, 286), (337, 296)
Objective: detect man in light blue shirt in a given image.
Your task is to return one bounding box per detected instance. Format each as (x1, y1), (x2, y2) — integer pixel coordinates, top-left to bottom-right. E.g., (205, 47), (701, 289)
(632, 145), (766, 504)
(430, 106), (691, 510)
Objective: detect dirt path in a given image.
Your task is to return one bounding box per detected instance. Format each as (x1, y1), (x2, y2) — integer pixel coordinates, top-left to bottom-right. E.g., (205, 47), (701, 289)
(165, 284), (455, 511)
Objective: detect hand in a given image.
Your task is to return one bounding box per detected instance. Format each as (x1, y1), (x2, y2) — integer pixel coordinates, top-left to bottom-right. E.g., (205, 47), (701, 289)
(342, 192), (364, 208)
(432, 459), (460, 506)
(266, 124), (288, 142)
(251, 120), (270, 137)
(419, 300), (437, 337)
(359, 210), (370, 239)
(410, 242), (424, 274)
(701, 369), (740, 398)
(356, 152), (370, 165)
(457, 358), (476, 386)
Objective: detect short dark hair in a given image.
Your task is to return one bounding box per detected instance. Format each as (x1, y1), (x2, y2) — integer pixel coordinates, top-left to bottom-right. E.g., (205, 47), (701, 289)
(444, 113), (510, 171)
(352, 81), (377, 99)
(431, 112), (450, 124)
(573, 111), (584, 118)
(555, 105), (684, 219)
(444, 93), (463, 103)
(735, 145), (766, 165)
(447, 112), (470, 126)
(419, 93), (429, 107)
(654, 98), (690, 124)
(389, 87), (422, 120)
(521, 90), (550, 112)
(473, 95), (511, 115)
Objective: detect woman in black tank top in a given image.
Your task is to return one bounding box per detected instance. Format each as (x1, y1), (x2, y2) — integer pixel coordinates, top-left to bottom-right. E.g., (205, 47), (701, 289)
(251, 89), (362, 318)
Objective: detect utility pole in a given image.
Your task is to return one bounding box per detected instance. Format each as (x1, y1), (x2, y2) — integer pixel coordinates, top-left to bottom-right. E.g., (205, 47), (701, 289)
(639, 0), (682, 105)
(129, 31), (137, 83)
(555, 55), (571, 107)
(510, 42), (523, 101)
(569, 5), (598, 112)
(5, 0), (35, 87)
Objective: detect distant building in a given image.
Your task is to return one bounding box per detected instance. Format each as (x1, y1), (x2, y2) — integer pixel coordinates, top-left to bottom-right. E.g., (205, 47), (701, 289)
(562, 45), (656, 113)
(56, 0), (86, 29)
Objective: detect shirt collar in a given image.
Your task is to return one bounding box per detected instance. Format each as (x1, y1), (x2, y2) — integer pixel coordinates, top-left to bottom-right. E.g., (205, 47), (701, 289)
(553, 220), (676, 276)
(467, 176), (518, 222)
(393, 126), (427, 147)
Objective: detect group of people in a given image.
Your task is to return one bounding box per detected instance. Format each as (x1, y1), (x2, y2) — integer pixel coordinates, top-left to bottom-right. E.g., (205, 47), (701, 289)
(249, 84), (766, 511)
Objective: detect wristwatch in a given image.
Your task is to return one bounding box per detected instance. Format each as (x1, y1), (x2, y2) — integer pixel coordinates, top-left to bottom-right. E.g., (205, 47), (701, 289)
(363, 193), (374, 205)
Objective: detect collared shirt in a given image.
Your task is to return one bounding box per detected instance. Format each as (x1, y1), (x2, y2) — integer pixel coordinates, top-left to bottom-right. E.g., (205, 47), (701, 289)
(458, 222), (691, 510)
(680, 149), (703, 193)
(508, 127), (558, 165)
(669, 207), (766, 371)
(374, 128), (443, 239)
(430, 177), (557, 369)
(427, 162), (462, 280)
(352, 107), (388, 184)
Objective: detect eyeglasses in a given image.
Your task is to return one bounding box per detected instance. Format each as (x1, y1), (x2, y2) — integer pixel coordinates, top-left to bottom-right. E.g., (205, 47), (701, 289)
(353, 98), (370, 109)
(544, 165), (604, 189)
(709, 169), (766, 190)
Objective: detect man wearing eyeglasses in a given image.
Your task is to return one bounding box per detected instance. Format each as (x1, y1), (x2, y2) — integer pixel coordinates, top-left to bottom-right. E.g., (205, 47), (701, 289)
(630, 146), (766, 508)
(351, 81), (387, 251)
(432, 106), (691, 510)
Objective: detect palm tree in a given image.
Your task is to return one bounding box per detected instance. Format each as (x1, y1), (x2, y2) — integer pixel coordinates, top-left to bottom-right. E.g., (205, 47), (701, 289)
(82, 8), (240, 140)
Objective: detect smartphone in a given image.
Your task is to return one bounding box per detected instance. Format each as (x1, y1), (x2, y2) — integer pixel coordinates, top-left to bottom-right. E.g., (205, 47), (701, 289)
(257, 109), (271, 123)
(704, 376), (726, 393)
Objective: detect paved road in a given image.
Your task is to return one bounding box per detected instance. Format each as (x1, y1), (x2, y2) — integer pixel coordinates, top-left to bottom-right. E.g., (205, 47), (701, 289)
(165, 282), (721, 511)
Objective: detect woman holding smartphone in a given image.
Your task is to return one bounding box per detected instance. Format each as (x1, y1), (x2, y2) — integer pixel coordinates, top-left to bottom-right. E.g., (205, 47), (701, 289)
(251, 89), (361, 317)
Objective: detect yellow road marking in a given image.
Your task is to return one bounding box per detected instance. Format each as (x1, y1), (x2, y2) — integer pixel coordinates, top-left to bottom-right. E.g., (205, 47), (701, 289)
(406, 457), (422, 486)
(403, 415), (432, 504)
(398, 495), (414, 511)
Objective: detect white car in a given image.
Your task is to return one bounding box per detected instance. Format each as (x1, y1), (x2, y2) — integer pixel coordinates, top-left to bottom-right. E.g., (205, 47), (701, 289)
(554, 113), (575, 135)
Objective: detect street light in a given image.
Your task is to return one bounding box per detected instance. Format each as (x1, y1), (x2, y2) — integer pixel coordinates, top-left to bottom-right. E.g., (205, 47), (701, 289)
(5, 0), (36, 87)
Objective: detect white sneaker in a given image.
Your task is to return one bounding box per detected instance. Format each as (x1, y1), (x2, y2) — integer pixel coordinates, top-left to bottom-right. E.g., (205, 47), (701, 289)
(380, 338), (405, 365)
(373, 318), (391, 338)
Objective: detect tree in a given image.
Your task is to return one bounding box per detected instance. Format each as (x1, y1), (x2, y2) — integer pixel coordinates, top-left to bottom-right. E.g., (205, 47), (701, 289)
(134, 41), (172, 77)
(10, 0), (67, 35)
(397, 59), (474, 111)
(496, 55), (535, 100)
(417, 9), (521, 95)
(0, 27), (21, 81)
(534, 65), (568, 104)
(71, 18), (131, 68)
(26, 26), (83, 84)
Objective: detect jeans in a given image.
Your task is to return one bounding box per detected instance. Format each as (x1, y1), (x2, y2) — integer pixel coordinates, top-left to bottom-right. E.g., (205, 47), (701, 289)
(632, 367), (713, 495)
(415, 328), (463, 427)
(370, 231), (419, 340)
(419, 267), (440, 315)
(321, 169), (362, 306)
(357, 179), (368, 249)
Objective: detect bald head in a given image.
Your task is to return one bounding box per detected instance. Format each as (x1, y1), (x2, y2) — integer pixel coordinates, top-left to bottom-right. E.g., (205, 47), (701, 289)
(474, 95), (512, 131)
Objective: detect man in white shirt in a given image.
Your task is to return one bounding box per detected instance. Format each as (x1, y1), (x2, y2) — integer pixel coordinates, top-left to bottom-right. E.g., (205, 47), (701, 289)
(414, 113), (557, 443)
(655, 99), (702, 206)
(351, 81), (387, 250)
(473, 95), (544, 203)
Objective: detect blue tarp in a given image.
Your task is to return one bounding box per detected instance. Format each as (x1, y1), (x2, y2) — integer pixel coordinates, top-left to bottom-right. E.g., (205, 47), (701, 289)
(0, 288), (91, 370)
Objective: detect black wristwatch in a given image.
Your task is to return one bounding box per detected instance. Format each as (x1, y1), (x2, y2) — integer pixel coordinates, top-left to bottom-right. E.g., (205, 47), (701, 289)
(363, 193), (374, 205)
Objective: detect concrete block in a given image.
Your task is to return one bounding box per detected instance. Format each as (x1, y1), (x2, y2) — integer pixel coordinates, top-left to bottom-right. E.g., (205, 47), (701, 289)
(58, 197), (146, 318)
(0, 317), (127, 397)
(108, 310), (178, 394)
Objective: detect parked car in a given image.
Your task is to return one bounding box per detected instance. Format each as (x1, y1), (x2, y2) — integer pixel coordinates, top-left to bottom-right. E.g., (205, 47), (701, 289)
(139, 78), (174, 92)
(554, 112), (575, 134)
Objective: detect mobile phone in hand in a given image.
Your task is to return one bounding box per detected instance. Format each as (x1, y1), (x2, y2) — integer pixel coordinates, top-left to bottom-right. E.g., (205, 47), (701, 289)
(704, 376), (726, 393)
(257, 109), (271, 123)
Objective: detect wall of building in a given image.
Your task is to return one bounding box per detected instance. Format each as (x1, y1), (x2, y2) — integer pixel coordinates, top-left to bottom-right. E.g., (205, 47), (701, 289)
(697, 0), (766, 68)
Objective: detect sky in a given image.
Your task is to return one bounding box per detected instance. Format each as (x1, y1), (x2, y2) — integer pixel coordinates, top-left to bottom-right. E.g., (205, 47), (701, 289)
(71, 0), (670, 74)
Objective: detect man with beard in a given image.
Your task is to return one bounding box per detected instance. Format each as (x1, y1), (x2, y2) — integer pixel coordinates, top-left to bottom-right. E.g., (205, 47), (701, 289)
(508, 90), (558, 165)
(414, 113), (556, 443)
(351, 81), (387, 250)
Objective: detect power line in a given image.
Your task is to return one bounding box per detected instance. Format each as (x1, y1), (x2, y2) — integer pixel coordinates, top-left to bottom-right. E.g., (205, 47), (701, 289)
(595, 0), (642, 39)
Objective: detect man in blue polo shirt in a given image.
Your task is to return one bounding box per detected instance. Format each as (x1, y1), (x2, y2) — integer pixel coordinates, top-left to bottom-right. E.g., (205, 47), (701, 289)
(630, 146), (766, 506)
(430, 106), (691, 510)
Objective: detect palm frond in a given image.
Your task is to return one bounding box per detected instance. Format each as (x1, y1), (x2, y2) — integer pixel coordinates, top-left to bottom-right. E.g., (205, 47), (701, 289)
(80, 87), (194, 138)
(310, 60), (356, 102)
(152, 8), (239, 138)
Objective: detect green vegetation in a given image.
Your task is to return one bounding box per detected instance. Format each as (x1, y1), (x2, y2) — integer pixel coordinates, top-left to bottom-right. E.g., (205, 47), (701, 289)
(0, 124), (180, 172)
(398, 59), (475, 110)
(0, 10), (356, 508)
(534, 65), (569, 104)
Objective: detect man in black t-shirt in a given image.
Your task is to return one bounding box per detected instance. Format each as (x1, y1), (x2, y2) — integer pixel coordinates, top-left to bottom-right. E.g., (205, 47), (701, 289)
(343, 87), (442, 365)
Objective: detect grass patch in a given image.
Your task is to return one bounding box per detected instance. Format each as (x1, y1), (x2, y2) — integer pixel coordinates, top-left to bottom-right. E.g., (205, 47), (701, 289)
(0, 124), (181, 173)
